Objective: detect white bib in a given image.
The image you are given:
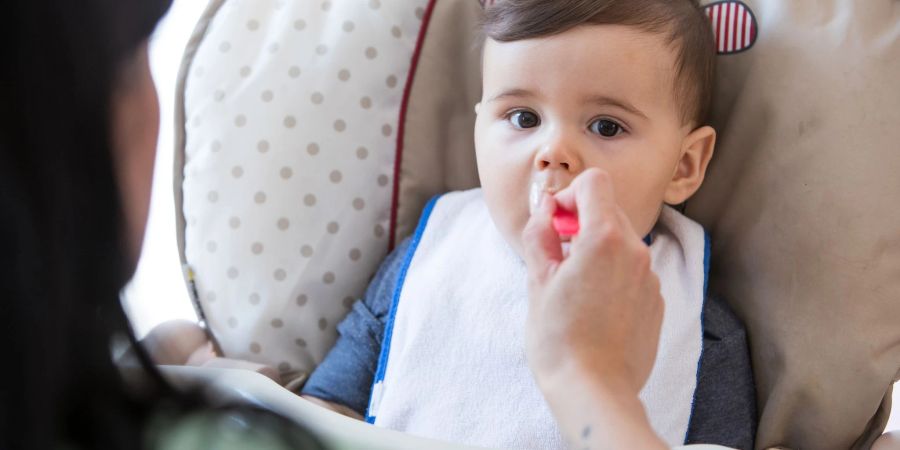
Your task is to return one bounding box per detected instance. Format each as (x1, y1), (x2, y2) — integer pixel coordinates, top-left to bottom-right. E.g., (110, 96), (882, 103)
(367, 189), (707, 449)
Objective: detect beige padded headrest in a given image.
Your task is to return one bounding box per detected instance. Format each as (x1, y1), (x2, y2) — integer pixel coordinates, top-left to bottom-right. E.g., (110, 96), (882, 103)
(392, 0), (482, 242)
(688, 1), (900, 448)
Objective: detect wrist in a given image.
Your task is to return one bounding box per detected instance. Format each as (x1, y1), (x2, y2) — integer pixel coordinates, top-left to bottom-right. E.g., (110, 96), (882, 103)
(532, 350), (640, 402)
(532, 358), (666, 450)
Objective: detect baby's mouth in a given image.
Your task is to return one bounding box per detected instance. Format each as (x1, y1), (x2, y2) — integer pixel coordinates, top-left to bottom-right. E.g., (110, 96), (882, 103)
(528, 172), (563, 214)
(529, 172), (580, 242)
(528, 176), (546, 215)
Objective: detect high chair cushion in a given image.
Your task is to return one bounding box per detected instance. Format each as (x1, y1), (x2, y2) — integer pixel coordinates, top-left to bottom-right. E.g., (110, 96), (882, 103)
(175, 0), (436, 380)
(687, 1), (900, 448)
(386, 1), (482, 243)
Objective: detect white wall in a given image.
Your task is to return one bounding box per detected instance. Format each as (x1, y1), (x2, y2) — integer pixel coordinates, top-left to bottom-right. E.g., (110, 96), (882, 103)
(122, 0), (208, 338)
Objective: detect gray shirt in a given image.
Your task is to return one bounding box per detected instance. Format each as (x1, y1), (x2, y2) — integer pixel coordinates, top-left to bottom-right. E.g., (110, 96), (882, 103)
(302, 238), (757, 449)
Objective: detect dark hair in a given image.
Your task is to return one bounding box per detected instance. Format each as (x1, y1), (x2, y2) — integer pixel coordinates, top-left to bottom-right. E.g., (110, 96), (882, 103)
(0, 0), (172, 448)
(483, 0), (716, 126)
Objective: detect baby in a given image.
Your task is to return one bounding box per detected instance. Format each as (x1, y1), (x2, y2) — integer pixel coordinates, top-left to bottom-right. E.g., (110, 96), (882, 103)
(301, 0), (756, 449)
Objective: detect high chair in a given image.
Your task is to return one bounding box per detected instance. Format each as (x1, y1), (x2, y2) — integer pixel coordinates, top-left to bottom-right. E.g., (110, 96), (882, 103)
(150, 1), (900, 448)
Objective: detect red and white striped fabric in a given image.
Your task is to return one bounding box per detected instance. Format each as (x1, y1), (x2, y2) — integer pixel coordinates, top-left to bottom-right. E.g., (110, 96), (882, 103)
(705, 1), (758, 54)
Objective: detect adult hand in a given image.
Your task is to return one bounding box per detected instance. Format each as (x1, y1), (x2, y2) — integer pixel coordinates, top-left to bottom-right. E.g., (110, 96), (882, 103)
(521, 168), (667, 449)
(522, 168), (664, 393)
(136, 320), (283, 384)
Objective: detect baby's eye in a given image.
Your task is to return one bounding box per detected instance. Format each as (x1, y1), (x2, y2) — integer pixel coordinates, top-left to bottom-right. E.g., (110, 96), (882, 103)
(589, 119), (624, 137)
(509, 110), (540, 129)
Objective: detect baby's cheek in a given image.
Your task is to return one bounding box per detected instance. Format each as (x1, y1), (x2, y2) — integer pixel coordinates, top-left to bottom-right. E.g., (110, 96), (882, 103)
(625, 195), (664, 237)
(484, 185), (526, 247)
(475, 142), (532, 251)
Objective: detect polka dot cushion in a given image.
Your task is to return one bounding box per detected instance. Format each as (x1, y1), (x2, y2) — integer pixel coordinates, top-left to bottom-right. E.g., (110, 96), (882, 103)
(180, 0), (430, 381)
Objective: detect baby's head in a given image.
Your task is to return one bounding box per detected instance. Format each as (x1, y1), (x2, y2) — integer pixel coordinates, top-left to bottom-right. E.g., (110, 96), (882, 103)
(474, 0), (716, 255)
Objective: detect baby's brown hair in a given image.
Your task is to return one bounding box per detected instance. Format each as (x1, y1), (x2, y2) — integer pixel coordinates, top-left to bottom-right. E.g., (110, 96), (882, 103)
(483, 0), (716, 127)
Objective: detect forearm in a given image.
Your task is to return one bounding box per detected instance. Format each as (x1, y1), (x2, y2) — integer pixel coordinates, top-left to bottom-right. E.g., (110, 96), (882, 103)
(537, 361), (668, 450)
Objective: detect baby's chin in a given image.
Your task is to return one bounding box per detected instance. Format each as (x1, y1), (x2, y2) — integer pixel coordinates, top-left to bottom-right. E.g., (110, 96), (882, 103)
(480, 190), (531, 259)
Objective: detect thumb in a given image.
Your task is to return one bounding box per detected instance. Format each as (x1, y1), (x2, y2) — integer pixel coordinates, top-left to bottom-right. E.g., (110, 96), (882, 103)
(522, 193), (563, 285)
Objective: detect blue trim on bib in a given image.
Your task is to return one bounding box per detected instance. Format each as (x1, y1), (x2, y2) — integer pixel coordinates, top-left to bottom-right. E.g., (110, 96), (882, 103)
(365, 195), (442, 423)
(683, 230), (712, 443)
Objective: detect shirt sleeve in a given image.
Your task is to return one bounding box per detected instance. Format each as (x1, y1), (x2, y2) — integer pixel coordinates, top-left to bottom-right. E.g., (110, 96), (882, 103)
(299, 238), (411, 416)
(685, 295), (758, 450)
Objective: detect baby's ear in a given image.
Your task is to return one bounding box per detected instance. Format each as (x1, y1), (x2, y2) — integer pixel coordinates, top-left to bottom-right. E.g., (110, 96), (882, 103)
(664, 125), (716, 205)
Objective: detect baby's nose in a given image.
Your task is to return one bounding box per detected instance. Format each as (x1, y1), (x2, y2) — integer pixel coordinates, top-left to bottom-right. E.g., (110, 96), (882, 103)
(536, 143), (580, 172)
(538, 158), (570, 170)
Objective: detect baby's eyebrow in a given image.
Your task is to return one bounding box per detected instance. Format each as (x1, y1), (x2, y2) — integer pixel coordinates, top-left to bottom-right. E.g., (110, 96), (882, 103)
(584, 95), (648, 120)
(486, 88), (535, 103)
(486, 90), (647, 120)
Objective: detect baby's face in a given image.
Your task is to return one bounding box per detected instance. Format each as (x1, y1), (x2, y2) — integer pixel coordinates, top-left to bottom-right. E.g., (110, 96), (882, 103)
(475, 24), (700, 256)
